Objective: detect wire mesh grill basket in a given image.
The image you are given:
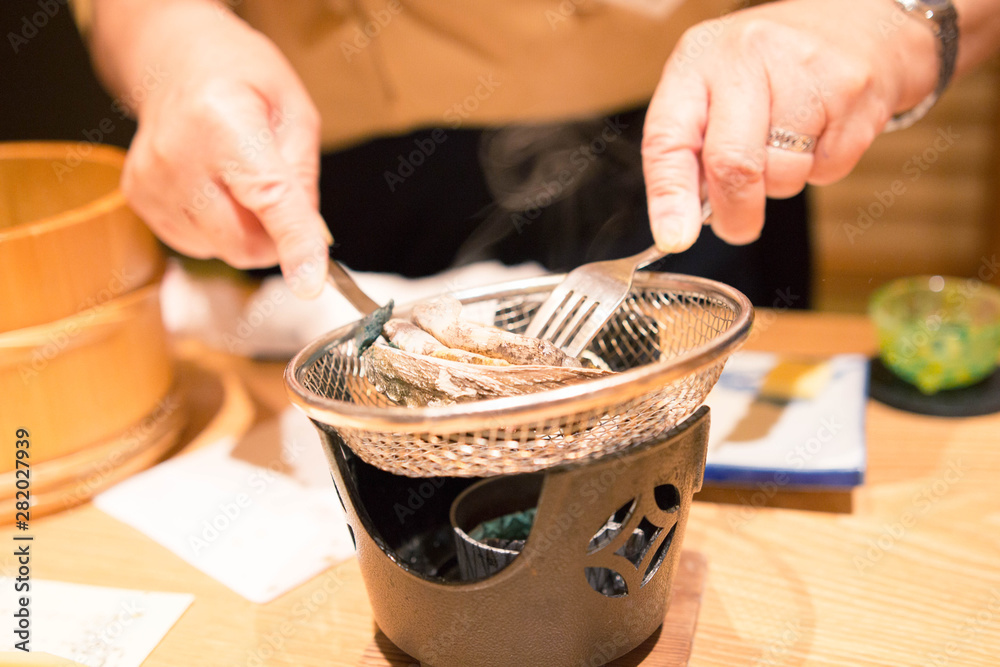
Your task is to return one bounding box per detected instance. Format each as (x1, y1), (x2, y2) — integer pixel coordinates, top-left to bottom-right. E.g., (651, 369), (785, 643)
(285, 273), (753, 477)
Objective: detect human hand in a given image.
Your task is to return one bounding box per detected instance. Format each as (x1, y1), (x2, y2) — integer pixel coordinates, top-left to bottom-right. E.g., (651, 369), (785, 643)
(107, 2), (329, 298)
(642, 0), (938, 251)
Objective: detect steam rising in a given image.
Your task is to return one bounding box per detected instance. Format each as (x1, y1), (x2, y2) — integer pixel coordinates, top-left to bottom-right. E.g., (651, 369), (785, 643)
(455, 115), (648, 270)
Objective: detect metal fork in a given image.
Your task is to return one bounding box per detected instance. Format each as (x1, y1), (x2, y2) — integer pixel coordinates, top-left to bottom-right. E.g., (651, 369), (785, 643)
(524, 201), (713, 358)
(327, 258), (380, 316)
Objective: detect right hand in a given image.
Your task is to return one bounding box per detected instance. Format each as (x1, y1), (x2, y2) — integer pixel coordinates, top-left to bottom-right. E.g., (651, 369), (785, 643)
(641, 0), (938, 253)
(117, 3), (330, 298)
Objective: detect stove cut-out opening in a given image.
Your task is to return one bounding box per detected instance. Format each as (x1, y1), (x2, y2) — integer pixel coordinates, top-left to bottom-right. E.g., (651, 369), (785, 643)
(654, 484), (680, 512)
(642, 523), (677, 586)
(588, 498), (637, 554)
(585, 567), (629, 597)
(615, 516), (661, 570)
(331, 435), (477, 582)
(450, 474), (543, 581)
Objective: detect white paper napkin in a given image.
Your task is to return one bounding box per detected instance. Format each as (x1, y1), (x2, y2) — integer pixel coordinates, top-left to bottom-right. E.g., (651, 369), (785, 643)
(95, 408), (354, 603)
(0, 579), (192, 667)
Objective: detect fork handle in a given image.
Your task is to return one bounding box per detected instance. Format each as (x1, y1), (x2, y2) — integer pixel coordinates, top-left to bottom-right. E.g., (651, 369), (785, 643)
(327, 259), (381, 315)
(632, 245), (669, 270)
(633, 199), (714, 269)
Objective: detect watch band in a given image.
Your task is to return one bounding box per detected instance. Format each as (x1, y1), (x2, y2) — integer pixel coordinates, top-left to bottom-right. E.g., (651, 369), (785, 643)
(884, 0), (960, 132)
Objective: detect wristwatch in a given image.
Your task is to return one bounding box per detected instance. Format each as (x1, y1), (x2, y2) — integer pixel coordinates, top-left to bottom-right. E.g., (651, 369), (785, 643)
(884, 0), (960, 131)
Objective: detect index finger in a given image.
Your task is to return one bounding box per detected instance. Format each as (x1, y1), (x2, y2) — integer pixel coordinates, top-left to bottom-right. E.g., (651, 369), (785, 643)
(642, 53), (709, 252)
(225, 105), (331, 299)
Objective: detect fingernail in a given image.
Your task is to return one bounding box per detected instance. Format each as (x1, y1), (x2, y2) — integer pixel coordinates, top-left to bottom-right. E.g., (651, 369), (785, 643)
(654, 227), (683, 252)
(322, 227), (334, 246)
(650, 199), (697, 252)
(288, 257), (325, 300)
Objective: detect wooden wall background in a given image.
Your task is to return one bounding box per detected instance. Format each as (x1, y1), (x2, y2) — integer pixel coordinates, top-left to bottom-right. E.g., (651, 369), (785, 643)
(811, 60), (1000, 312)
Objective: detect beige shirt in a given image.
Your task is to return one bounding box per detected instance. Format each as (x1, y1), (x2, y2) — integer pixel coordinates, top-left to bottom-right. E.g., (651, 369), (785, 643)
(236, 0), (733, 150)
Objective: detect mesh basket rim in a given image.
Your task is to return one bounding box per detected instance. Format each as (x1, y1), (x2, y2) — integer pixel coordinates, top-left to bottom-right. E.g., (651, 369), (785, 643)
(284, 272), (753, 435)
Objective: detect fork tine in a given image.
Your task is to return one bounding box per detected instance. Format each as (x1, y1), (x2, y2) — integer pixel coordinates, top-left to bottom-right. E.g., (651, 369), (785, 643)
(552, 297), (598, 348)
(538, 291), (587, 342)
(523, 284), (574, 339)
(563, 299), (623, 358)
(524, 242), (675, 356)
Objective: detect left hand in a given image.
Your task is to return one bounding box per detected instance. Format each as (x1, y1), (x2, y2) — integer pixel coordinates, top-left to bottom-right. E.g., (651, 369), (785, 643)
(642, 0), (938, 250)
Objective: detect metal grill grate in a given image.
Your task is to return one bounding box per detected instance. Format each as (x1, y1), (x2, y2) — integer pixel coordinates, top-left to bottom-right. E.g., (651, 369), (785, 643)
(288, 273), (752, 477)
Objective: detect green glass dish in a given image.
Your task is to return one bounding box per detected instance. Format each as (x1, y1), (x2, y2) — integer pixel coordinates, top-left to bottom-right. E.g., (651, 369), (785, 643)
(869, 276), (1000, 395)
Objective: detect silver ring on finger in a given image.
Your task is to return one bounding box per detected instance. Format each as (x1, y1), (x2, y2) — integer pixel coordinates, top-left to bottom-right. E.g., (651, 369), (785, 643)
(767, 127), (817, 154)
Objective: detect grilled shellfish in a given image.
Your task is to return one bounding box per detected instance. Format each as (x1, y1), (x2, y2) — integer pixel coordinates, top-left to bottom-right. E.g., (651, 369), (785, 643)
(362, 296), (611, 407)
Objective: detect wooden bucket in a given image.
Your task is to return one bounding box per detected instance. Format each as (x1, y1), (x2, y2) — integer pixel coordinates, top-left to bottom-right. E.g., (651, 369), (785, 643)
(0, 142), (183, 518)
(0, 282), (174, 469)
(0, 142), (165, 332)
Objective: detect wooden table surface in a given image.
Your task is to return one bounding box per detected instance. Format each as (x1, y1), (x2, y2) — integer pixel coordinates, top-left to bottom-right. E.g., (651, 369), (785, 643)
(5, 311), (1000, 666)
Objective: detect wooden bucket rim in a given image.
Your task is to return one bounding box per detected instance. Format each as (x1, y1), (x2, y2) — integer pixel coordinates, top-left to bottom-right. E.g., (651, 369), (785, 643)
(0, 141), (130, 242)
(0, 280), (161, 352)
